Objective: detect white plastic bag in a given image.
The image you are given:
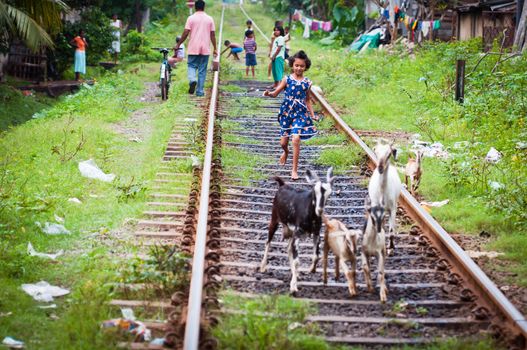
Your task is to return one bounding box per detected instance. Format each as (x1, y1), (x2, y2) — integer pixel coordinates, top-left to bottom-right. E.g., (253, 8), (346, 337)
(2, 337), (24, 349)
(36, 222), (71, 235)
(27, 242), (63, 260)
(485, 147), (501, 163)
(78, 159), (115, 182)
(21, 281), (70, 302)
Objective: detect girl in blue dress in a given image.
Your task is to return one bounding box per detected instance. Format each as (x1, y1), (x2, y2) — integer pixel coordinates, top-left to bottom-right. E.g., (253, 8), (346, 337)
(264, 50), (318, 180)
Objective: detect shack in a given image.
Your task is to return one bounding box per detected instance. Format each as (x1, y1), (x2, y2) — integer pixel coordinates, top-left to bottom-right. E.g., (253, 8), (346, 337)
(454, 0), (517, 50)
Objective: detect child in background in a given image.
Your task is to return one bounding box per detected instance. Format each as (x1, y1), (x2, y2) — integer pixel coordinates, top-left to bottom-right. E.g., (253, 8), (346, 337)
(267, 20), (283, 79)
(221, 40), (243, 61)
(264, 50), (318, 180)
(270, 26), (285, 88)
(243, 30), (257, 77)
(168, 36), (185, 67)
(246, 19), (253, 32)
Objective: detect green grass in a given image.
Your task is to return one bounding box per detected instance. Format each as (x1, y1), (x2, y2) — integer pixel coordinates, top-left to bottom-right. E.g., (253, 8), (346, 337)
(315, 144), (364, 174)
(222, 146), (270, 185)
(212, 292), (347, 350)
(0, 84), (55, 130)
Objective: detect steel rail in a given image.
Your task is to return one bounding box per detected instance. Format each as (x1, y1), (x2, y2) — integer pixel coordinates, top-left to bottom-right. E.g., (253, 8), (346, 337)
(183, 4), (225, 350)
(239, 5), (526, 346)
(239, 4), (271, 45)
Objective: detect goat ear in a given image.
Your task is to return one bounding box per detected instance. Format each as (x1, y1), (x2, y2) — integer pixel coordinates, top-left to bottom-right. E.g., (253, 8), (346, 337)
(305, 169), (319, 184)
(326, 167), (334, 185)
(391, 148), (397, 160)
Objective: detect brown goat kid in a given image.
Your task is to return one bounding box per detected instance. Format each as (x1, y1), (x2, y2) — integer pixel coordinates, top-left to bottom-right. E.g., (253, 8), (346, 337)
(405, 150), (423, 195)
(322, 215), (359, 297)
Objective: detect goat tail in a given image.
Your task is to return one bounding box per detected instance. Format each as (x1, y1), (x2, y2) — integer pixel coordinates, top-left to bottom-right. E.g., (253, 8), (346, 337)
(272, 176), (286, 187)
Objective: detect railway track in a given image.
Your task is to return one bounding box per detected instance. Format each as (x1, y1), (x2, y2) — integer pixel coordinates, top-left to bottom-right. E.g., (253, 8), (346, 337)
(114, 4), (526, 350)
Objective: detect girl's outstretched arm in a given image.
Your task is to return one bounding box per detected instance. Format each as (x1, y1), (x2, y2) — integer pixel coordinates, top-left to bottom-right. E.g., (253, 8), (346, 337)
(264, 77), (287, 98)
(306, 87), (317, 120)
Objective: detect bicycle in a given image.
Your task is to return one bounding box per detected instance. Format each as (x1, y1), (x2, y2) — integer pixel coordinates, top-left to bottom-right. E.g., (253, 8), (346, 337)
(152, 47), (180, 100)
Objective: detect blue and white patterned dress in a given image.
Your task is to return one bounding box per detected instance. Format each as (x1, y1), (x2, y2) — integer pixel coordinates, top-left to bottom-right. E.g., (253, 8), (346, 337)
(278, 75), (318, 140)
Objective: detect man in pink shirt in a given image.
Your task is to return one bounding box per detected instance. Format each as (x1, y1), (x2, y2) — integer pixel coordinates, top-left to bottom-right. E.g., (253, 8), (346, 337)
(175, 0), (217, 97)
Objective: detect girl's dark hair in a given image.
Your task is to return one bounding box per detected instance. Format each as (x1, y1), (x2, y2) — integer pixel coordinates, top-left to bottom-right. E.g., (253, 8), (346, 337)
(288, 50), (311, 70)
(224, 40), (230, 46)
(246, 19), (252, 25)
(274, 26), (285, 37)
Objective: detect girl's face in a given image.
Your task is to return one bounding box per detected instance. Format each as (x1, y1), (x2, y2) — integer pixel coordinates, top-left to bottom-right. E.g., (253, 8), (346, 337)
(274, 28), (281, 37)
(292, 58), (306, 76)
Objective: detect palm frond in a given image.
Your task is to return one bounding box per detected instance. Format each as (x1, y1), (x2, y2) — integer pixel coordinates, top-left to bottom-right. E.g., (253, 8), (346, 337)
(13, 0), (69, 34)
(1, 1), (54, 51)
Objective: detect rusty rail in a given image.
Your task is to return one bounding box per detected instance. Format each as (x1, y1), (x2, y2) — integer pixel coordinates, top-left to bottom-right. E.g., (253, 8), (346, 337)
(182, 4), (225, 350)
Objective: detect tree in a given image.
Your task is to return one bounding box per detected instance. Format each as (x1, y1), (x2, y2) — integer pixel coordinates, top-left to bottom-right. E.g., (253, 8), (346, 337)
(513, 1), (526, 52)
(0, 0), (68, 52)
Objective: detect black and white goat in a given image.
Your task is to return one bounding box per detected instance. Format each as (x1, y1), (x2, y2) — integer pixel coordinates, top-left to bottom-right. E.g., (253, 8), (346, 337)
(362, 196), (388, 303)
(368, 140), (401, 250)
(259, 168), (334, 294)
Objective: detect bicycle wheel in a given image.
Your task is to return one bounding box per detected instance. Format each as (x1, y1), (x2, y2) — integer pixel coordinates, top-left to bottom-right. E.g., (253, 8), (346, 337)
(161, 77), (168, 100)
(164, 68), (170, 99)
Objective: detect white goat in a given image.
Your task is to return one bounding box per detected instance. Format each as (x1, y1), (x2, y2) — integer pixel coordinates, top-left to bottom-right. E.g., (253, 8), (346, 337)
(405, 149), (423, 195)
(362, 196), (388, 303)
(368, 140), (401, 251)
(322, 215), (359, 297)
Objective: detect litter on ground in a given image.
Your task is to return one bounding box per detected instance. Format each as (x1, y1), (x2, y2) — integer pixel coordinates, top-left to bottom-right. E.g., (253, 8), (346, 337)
(68, 197), (82, 204)
(420, 199), (449, 208)
(36, 222), (71, 235)
(21, 281), (70, 302)
(78, 159), (116, 182)
(467, 251), (504, 259)
(485, 147), (502, 163)
(2, 337), (24, 349)
(27, 242), (63, 260)
(54, 214), (64, 223)
(102, 319), (152, 342)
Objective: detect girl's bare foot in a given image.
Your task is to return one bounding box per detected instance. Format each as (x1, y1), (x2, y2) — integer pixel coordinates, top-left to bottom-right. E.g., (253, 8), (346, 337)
(291, 171), (299, 180)
(279, 151), (288, 165)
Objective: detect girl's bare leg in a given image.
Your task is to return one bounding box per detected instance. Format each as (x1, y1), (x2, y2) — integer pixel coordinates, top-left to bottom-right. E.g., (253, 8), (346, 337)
(279, 136), (289, 165)
(267, 61), (272, 78)
(291, 135), (300, 179)
(251, 66), (255, 77)
(246, 66), (249, 76)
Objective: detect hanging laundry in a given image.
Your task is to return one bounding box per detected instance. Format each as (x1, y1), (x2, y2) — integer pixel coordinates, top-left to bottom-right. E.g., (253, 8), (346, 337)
(321, 21), (332, 32)
(292, 10), (301, 21)
(383, 9), (390, 19)
(433, 20), (441, 30)
(303, 18), (312, 38)
(412, 20), (418, 30)
(421, 20), (430, 37)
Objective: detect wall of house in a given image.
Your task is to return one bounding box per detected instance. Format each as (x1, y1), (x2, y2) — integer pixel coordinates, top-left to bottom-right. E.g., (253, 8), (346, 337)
(459, 12), (483, 40)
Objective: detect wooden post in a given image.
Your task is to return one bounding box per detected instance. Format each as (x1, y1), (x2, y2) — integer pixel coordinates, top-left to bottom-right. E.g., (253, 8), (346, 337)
(455, 59), (465, 103)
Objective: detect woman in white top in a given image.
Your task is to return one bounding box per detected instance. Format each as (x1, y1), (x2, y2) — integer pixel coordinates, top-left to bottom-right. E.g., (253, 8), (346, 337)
(110, 14), (122, 63)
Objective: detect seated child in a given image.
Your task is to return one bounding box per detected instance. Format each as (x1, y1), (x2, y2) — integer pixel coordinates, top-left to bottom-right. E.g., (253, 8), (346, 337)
(221, 40), (243, 61)
(168, 36), (185, 67)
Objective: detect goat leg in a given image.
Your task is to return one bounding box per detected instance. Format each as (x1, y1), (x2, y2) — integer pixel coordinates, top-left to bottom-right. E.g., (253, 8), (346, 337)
(260, 212), (279, 272)
(361, 252), (374, 293)
(378, 249), (388, 303)
(309, 231), (320, 273)
(341, 259), (357, 297)
(289, 237), (300, 294)
(335, 256), (340, 281)
(388, 208), (397, 252)
(322, 242), (329, 285)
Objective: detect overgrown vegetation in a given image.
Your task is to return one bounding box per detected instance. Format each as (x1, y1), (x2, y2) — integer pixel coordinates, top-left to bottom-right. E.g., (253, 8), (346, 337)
(212, 293), (338, 350)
